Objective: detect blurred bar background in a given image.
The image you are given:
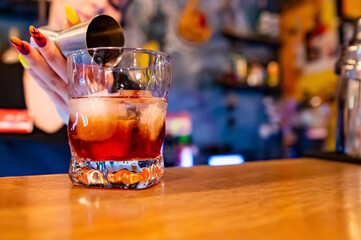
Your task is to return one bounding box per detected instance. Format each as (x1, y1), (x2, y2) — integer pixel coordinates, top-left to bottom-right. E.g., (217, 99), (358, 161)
(0, 0), (360, 175)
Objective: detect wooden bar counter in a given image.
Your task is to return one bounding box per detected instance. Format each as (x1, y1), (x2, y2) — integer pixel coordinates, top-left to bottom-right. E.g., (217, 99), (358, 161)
(1, 158), (361, 239)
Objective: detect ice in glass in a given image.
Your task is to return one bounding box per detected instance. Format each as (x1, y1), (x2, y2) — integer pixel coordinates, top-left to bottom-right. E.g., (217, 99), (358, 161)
(67, 48), (172, 189)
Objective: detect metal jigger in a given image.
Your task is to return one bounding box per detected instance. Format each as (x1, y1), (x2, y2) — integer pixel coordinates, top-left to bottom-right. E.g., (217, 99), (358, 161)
(30, 15), (125, 56)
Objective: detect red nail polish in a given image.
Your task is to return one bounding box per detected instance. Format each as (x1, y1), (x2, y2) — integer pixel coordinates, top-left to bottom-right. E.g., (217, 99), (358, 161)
(10, 36), (30, 55)
(29, 26), (47, 48)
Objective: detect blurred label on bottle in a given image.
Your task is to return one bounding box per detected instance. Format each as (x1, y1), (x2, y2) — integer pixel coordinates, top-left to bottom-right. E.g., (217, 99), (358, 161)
(247, 63), (264, 86)
(267, 61), (279, 87)
(0, 109), (33, 134)
(233, 55), (247, 83)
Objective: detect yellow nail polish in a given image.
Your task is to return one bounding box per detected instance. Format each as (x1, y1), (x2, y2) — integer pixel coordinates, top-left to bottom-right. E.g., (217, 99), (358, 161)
(18, 54), (30, 69)
(65, 5), (79, 25)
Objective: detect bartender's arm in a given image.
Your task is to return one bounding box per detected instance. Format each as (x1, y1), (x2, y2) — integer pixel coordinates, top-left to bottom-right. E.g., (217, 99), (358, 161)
(23, 71), (65, 132)
(10, 2), (124, 127)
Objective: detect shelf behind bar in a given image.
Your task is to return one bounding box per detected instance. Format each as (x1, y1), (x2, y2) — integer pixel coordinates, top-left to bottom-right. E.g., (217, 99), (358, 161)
(215, 80), (281, 95)
(222, 27), (281, 47)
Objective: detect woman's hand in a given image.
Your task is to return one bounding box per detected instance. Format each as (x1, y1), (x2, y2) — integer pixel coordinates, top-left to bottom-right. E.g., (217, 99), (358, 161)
(10, 5), (80, 124)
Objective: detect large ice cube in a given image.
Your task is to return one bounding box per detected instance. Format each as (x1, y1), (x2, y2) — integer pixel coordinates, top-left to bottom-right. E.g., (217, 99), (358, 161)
(69, 97), (118, 141)
(139, 100), (167, 140)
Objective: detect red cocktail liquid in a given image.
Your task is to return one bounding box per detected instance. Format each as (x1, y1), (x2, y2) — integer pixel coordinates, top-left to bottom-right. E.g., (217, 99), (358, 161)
(68, 94), (167, 161)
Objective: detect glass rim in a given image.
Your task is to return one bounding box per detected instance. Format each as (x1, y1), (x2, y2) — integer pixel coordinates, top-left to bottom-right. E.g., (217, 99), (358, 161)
(68, 47), (172, 60)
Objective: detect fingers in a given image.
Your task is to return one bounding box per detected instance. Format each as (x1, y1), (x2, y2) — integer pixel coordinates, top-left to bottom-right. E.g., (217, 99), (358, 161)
(24, 65), (68, 109)
(18, 54), (68, 116)
(8, 4), (82, 126)
(28, 5), (80, 81)
(29, 26), (67, 81)
(10, 36), (30, 55)
(18, 54), (30, 69)
(63, 19), (73, 29)
(11, 37), (68, 103)
(64, 5), (80, 27)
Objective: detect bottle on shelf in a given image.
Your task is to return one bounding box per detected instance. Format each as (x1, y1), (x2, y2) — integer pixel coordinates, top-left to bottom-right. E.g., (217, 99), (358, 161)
(336, 17), (361, 156)
(267, 61), (279, 87)
(233, 54), (247, 84)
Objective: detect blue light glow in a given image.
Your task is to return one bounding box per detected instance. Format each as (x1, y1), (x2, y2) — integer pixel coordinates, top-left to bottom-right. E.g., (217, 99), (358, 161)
(180, 147), (194, 167)
(208, 154), (245, 166)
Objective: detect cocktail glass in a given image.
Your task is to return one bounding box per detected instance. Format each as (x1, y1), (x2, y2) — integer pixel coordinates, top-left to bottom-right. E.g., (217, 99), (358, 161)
(67, 47), (172, 189)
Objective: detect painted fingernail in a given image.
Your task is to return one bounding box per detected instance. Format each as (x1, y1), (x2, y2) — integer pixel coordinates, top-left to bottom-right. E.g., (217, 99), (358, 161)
(10, 36), (30, 55)
(29, 25), (47, 48)
(18, 54), (30, 69)
(65, 5), (79, 25)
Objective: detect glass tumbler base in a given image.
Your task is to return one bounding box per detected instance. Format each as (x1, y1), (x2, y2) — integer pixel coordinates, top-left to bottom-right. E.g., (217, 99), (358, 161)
(69, 155), (164, 189)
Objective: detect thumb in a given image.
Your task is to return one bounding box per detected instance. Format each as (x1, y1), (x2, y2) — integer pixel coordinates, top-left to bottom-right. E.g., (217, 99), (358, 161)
(63, 5), (80, 29)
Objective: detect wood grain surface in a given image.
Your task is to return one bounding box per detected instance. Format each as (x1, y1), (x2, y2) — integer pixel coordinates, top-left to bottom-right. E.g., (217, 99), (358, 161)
(1, 158), (361, 240)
